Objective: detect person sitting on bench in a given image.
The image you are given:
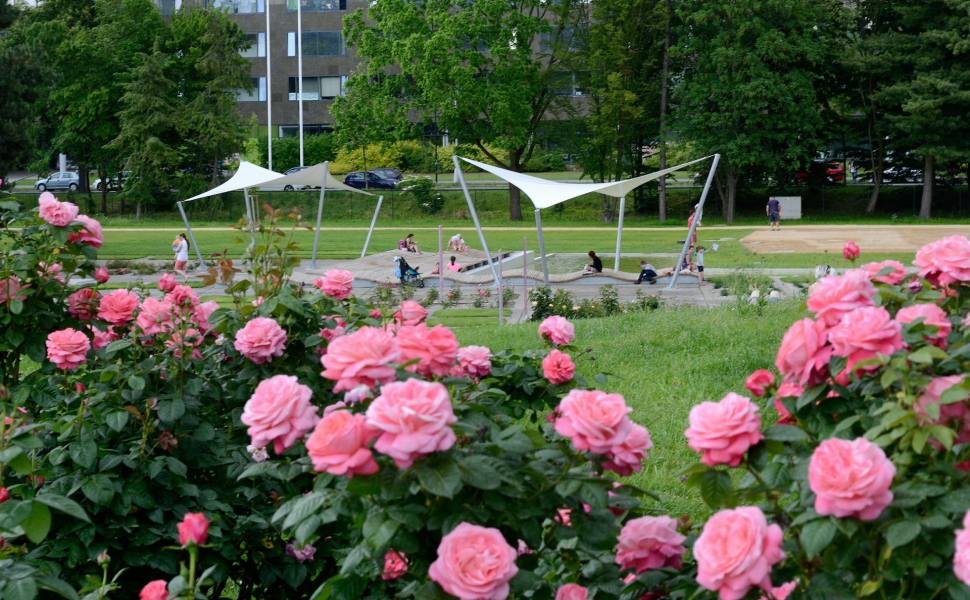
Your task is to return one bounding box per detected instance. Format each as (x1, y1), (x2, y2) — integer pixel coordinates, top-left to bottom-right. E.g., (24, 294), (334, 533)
(447, 256), (462, 272)
(405, 233), (421, 255)
(635, 261), (657, 284)
(583, 250), (603, 274)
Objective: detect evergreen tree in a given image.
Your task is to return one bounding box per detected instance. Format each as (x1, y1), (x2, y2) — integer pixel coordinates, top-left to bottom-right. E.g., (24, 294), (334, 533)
(0, 3), (41, 183)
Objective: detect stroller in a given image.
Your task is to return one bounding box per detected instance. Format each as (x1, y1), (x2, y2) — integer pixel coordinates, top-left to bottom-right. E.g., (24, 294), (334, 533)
(394, 256), (424, 288)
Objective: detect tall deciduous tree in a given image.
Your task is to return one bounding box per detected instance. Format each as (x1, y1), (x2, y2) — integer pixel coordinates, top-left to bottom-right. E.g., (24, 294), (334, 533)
(675, 0), (847, 222)
(0, 3), (41, 183)
(337, 0), (588, 220)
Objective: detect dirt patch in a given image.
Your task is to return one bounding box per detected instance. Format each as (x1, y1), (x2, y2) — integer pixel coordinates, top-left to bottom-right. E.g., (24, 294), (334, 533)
(739, 225), (970, 254)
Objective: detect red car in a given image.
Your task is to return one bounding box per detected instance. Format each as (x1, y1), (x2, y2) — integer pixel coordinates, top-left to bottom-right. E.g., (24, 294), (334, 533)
(794, 162), (844, 184)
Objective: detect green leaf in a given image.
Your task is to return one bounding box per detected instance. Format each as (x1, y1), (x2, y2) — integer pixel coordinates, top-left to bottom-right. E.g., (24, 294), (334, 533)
(416, 457), (463, 498)
(764, 424), (808, 442)
(796, 384), (828, 410)
(127, 375), (146, 391)
(0, 446), (24, 464)
(908, 346), (946, 364)
(157, 398), (185, 423)
(81, 474), (115, 505)
(886, 520), (921, 548)
(700, 470), (731, 509)
(340, 546), (369, 576)
(105, 411), (129, 432)
(363, 512), (400, 550)
(4, 576), (38, 600)
(35, 573), (80, 600)
(345, 474), (381, 496)
(8, 451), (31, 474)
(494, 426), (533, 453)
(800, 518), (837, 558)
(23, 501), (52, 543)
(70, 438), (98, 470)
(33, 494), (91, 523)
(102, 339), (132, 356)
(9, 298), (24, 315)
(456, 455), (502, 490)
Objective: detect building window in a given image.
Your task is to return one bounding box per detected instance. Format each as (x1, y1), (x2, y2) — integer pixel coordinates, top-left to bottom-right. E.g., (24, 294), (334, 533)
(288, 76), (347, 100)
(279, 125), (334, 138)
(237, 77), (267, 102)
(553, 71), (587, 97)
(211, 0), (264, 14)
(240, 33), (266, 58)
(287, 31), (345, 56)
(540, 25), (587, 51)
(286, 0), (346, 11)
(154, 0), (182, 15)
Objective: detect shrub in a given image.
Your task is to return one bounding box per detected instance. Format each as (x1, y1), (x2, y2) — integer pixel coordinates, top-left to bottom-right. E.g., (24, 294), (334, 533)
(399, 176), (444, 214)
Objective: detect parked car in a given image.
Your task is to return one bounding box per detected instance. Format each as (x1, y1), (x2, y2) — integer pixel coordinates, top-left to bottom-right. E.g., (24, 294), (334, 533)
(93, 171), (131, 191)
(368, 167), (403, 183)
(794, 162), (844, 184)
(35, 172), (80, 192)
(260, 166), (311, 191)
(343, 171), (398, 190)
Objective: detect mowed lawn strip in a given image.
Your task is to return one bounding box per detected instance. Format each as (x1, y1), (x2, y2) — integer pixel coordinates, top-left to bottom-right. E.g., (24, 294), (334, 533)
(452, 302), (802, 517)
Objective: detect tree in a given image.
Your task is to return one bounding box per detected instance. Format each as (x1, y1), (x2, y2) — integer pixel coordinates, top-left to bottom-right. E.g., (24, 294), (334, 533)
(0, 3), (41, 183)
(337, 0), (588, 220)
(675, 0), (848, 222)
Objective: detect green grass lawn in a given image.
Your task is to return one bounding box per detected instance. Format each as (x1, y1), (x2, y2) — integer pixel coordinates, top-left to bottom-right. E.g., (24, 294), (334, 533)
(427, 308), (513, 328)
(452, 302), (802, 517)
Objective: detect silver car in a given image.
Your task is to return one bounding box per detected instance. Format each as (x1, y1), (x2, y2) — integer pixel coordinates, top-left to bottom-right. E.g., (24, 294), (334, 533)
(36, 172), (80, 192)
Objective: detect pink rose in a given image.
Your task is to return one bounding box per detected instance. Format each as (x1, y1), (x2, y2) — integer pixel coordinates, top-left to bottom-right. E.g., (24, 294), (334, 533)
(428, 523), (518, 600)
(685, 393), (763, 467)
(39, 261), (63, 282)
(366, 379), (457, 468)
(744, 370), (775, 397)
(828, 306), (903, 378)
(166, 285), (199, 309)
(896, 303), (951, 345)
(38, 191), (79, 227)
(616, 515), (686, 574)
(177, 512), (209, 546)
(775, 318), (831, 386)
(395, 301), (428, 326)
(314, 269), (355, 299)
(914, 235), (970, 287)
(136, 297), (174, 335)
(554, 389), (633, 454)
(98, 289), (140, 326)
(457, 345), (492, 378)
(68, 288), (100, 320)
(94, 267), (110, 283)
(759, 580), (799, 600)
(234, 317), (287, 364)
(344, 384), (372, 405)
(542, 350), (575, 384)
(861, 260), (907, 285)
(773, 383), (801, 425)
(396, 323), (460, 378)
(382, 549), (408, 581)
(286, 541), (317, 562)
(555, 584), (588, 600)
(193, 300), (220, 334)
(139, 581), (169, 600)
(321, 326), (400, 392)
(166, 328), (202, 359)
(693, 507), (785, 600)
(808, 437), (895, 520)
(158, 273), (177, 292)
(556, 508), (572, 526)
(603, 422), (653, 476)
(319, 315), (347, 346)
(0, 276), (29, 305)
(806, 269), (875, 326)
(370, 309), (383, 319)
(915, 375), (970, 443)
(539, 315), (575, 345)
(46, 328), (91, 370)
(306, 410), (379, 478)
(954, 511), (970, 585)
(241, 375), (319, 454)
(68, 215), (104, 248)
(90, 325), (118, 350)
(843, 241), (860, 260)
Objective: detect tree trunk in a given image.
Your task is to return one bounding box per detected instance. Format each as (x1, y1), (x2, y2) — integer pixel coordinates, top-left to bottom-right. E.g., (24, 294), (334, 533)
(600, 194), (616, 224)
(657, 0), (671, 222)
(919, 154), (933, 219)
(713, 172), (727, 215)
(723, 167), (737, 223)
(136, 200), (142, 221)
(98, 166), (108, 215)
(508, 149), (523, 221)
(866, 172), (881, 214)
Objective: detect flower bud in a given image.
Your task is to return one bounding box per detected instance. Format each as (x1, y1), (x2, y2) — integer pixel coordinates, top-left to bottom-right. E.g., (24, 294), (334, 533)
(97, 550), (110, 566)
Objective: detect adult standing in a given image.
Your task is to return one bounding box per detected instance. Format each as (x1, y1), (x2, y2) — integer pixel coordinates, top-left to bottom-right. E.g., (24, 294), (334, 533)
(174, 233), (189, 282)
(687, 208), (700, 246)
(850, 162), (858, 184)
(766, 196), (781, 231)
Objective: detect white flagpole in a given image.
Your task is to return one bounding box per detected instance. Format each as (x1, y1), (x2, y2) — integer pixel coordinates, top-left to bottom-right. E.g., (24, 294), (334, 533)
(265, 0), (272, 171)
(297, 0), (304, 166)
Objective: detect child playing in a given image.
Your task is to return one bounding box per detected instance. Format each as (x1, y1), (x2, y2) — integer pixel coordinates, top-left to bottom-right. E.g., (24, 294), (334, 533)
(695, 246), (706, 285)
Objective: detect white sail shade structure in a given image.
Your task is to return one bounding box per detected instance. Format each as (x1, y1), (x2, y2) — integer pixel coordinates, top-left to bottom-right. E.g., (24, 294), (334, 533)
(259, 162), (374, 196)
(182, 161), (284, 204)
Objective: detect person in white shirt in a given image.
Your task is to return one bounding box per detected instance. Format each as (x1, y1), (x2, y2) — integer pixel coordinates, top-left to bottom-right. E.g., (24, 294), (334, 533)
(448, 233), (463, 251)
(174, 233), (189, 282)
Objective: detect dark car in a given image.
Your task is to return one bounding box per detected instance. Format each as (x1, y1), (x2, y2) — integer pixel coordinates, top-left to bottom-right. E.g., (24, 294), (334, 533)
(343, 171), (398, 190)
(368, 167), (403, 183)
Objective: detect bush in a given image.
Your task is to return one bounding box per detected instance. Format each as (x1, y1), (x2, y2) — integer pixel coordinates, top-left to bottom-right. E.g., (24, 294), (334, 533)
(399, 176), (444, 214)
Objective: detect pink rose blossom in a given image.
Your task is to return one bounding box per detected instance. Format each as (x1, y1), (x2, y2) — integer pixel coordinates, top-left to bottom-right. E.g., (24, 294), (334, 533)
(539, 315), (576, 345)
(136, 297), (174, 335)
(555, 584), (588, 600)
(773, 383), (800, 425)
(555, 508), (572, 526)
(915, 375), (970, 443)
(775, 318), (831, 387)
(616, 515), (687, 573)
(0, 276), (29, 306)
(38, 192), (79, 227)
(828, 306), (903, 378)
(554, 389), (633, 454)
(542, 349), (575, 384)
(806, 269), (876, 326)
(252, 297), (265, 307)
(693, 506), (785, 600)
(396, 323), (460, 378)
(344, 385), (372, 405)
(395, 301), (428, 326)
(517, 539), (531, 556)
(908, 277), (924, 293)
(896, 303), (951, 345)
(457, 346), (492, 378)
(314, 269), (355, 299)
(178, 512), (209, 546)
(954, 511), (970, 585)
(861, 260), (907, 285)
(68, 288), (101, 320)
(759, 580), (799, 600)
(305, 410), (379, 478)
(193, 301), (220, 334)
(166, 284), (199, 309)
(90, 325), (118, 350)
(382, 550), (408, 580)
(46, 328), (91, 370)
(68, 215), (103, 248)
(744, 370), (775, 397)
(98, 289), (139, 326)
(158, 273), (177, 292)
(0, 488), (10, 503)
(319, 315), (347, 346)
(38, 261), (63, 282)
(166, 328), (202, 359)
(370, 309), (383, 319)
(94, 267), (110, 283)
(685, 393), (763, 467)
(286, 541), (317, 563)
(241, 375), (319, 454)
(428, 523), (518, 600)
(366, 379), (457, 468)
(321, 326), (399, 392)
(603, 422), (653, 476)
(843, 241), (860, 260)
(234, 317), (287, 364)
(914, 235), (970, 287)
(809, 437), (895, 520)
(139, 581), (169, 600)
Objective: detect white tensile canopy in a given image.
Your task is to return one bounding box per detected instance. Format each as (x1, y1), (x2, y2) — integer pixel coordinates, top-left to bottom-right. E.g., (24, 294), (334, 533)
(452, 154), (721, 288)
(263, 162), (374, 196)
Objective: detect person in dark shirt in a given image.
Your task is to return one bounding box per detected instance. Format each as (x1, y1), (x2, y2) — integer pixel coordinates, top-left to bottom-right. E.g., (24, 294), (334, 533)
(767, 197), (781, 231)
(583, 250), (603, 274)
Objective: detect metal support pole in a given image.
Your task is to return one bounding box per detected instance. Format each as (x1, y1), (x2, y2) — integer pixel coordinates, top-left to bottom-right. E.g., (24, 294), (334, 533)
(243, 187), (256, 248)
(452, 156), (499, 285)
(668, 154), (720, 290)
(361, 195), (383, 258)
(535, 208), (549, 285)
(438, 224), (444, 298)
(297, 0), (304, 167)
(522, 236), (528, 320)
(177, 201), (207, 269)
(265, 0), (272, 171)
(614, 195), (626, 271)
(311, 161), (329, 268)
(498, 248), (503, 325)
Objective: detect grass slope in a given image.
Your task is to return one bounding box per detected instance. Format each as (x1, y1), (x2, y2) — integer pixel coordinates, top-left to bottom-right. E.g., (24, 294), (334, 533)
(453, 302), (802, 517)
